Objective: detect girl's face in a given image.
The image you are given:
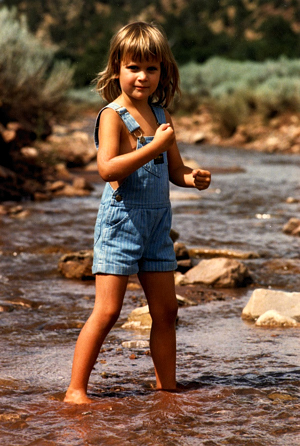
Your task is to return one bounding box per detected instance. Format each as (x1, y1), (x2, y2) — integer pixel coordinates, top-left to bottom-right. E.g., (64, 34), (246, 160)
(117, 57), (161, 103)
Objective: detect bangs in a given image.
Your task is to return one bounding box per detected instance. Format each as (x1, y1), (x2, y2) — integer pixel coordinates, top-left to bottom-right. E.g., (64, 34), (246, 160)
(118, 26), (163, 63)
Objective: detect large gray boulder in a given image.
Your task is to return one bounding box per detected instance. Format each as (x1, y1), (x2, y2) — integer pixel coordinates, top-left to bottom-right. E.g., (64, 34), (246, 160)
(183, 257), (251, 288)
(242, 289), (300, 322)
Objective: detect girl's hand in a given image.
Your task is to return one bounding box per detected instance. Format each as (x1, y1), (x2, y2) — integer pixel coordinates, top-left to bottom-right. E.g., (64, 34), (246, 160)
(153, 123), (175, 150)
(192, 169), (211, 190)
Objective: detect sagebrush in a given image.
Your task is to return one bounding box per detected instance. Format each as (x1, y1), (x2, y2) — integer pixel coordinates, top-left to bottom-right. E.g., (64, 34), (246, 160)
(0, 7), (74, 137)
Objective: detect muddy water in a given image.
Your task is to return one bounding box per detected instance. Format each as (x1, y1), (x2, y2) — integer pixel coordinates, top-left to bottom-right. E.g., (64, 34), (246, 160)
(0, 145), (300, 445)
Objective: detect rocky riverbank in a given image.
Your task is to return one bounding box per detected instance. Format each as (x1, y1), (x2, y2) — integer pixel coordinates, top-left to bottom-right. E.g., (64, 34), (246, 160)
(1, 106), (300, 202)
(173, 106), (300, 154)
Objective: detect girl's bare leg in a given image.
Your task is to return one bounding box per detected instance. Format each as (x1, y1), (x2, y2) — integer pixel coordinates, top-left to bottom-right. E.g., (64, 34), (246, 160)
(138, 271), (178, 390)
(64, 274), (128, 404)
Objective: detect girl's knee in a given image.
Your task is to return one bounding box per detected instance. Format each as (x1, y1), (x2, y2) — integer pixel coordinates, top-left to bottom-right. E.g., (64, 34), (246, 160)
(150, 301), (178, 325)
(91, 305), (121, 329)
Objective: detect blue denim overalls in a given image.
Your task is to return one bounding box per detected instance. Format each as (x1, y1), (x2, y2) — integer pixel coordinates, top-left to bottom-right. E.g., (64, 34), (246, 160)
(92, 102), (177, 275)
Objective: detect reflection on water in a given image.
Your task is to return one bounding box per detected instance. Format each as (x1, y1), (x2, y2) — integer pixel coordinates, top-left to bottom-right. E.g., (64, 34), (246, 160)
(0, 145), (300, 445)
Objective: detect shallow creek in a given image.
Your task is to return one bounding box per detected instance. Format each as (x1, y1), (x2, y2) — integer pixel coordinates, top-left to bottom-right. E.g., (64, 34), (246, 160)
(0, 144), (300, 445)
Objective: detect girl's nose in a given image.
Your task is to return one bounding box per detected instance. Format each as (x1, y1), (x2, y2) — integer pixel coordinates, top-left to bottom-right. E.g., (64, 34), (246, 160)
(138, 70), (147, 80)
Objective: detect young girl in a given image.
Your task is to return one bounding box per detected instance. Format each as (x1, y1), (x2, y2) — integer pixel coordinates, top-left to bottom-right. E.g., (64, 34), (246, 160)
(64, 21), (211, 404)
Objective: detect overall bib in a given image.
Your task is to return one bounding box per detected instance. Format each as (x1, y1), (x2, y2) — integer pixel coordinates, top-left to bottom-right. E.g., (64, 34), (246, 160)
(92, 102), (177, 275)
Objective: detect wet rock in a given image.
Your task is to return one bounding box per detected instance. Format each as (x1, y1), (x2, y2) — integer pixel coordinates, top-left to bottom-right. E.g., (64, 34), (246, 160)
(0, 204), (30, 218)
(174, 242), (189, 260)
(122, 340), (150, 349)
(0, 304), (14, 313)
(0, 166), (17, 181)
(174, 272), (187, 286)
(126, 282), (142, 291)
(286, 196), (299, 204)
(122, 305), (152, 330)
(122, 294), (187, 331)
(170, 228), (179, 242)
(242, 288), (300, 321)
(72, 176), (94, 191)
(255, 310), (298, 328)
(47, 180), (66, 192)
(33, 191), (52, 201)
(48, 131), (96, 167)
(192, 131), (206, 144)
(177, 258), (193, 273)
(54, 162), (73, 180)
(174, 242), (192, 273)
(283, 218), (300, 236)
(58, 250), (94, 280)
(183, 257), (251, 288)
(20, 147), (38, 160)
(4, 297), (40, 309)
(176, 293), (198, 306)
(53, 184), (90, 197)
(50, 177), (94, 197)
(7, 205), (24, 215)
(189, 247), (259, 260)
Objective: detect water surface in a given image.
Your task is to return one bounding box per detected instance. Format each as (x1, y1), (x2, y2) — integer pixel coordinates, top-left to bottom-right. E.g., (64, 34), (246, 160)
(0, 144), (300, 445)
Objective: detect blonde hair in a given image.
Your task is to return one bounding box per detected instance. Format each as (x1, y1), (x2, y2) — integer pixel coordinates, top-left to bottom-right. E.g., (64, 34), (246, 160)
(95, 21), (180, 107)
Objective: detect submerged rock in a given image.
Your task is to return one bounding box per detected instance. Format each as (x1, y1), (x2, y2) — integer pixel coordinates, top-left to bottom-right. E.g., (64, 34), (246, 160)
(242, 288), (300, 321)
(183, 257), (251, 288)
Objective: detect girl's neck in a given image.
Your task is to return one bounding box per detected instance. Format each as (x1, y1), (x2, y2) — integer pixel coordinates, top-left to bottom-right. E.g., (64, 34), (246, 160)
(115, 93), (151, 113)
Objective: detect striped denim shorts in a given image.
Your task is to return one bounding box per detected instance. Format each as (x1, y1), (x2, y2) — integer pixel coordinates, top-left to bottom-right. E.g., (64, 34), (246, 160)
(92, 202), (177, 275)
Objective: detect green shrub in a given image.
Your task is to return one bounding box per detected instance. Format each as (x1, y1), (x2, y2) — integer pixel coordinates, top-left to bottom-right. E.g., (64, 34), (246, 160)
(178, 57), (300, 126)
(0, 7), (74, 137)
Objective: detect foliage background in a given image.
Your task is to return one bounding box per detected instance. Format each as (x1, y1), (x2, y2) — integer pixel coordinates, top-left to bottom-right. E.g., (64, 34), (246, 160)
(3, 0), (300, 86)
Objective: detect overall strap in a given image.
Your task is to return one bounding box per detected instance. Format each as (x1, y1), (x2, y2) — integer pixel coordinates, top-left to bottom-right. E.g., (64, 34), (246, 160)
(94, 102), (140, 149)
(151, 105), (166, 125)
(94, 102), (166, 149)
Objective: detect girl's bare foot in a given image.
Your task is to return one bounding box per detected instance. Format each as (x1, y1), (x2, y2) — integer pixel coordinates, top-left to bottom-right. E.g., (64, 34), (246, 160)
(64, 389), (92, 405)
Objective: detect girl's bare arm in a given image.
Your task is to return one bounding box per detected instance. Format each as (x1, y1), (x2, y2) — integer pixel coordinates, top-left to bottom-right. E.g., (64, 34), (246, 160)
(97, 108), (174, 182)
(166, 111), (211, 190)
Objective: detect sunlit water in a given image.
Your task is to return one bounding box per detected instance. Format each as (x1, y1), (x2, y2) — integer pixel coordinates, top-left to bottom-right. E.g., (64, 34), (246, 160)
(0, 144), (300, 445)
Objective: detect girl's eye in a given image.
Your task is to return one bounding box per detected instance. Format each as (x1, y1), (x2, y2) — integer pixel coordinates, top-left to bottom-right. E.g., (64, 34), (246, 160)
(148, 66), (158, 71)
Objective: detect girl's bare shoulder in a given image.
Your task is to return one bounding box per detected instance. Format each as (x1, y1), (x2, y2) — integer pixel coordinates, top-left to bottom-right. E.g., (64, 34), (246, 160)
(99, 107), (123, 129)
